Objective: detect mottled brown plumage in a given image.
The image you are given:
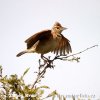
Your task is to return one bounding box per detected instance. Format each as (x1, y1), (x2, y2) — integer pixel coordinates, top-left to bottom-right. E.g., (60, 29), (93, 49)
(16, 22), (72, 57)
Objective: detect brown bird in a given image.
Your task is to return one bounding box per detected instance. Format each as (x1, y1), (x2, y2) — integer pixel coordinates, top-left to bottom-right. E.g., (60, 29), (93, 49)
(16, 22), (72, 58)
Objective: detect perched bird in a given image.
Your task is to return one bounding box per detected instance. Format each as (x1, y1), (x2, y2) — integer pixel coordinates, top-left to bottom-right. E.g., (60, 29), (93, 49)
(16, 22), (72, 57)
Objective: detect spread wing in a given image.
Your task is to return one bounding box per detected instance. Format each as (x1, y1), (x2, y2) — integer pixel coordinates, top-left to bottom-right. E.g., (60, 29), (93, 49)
(53, 34), (72, 55)
(25, 30), (51, 49)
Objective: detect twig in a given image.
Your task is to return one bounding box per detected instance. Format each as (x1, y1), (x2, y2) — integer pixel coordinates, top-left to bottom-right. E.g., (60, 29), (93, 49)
(32, 45), (98, 88)
(53, 45), (98, 60)
(32, 59), (53, 88)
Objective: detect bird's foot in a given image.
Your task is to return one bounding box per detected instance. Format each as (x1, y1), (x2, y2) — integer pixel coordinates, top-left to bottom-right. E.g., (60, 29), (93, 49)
(40, 55), (55, 68)
(41, 55), (48, 64)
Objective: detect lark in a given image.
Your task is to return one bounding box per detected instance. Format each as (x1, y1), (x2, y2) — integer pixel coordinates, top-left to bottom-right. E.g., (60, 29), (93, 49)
(16, 22), (72, 58)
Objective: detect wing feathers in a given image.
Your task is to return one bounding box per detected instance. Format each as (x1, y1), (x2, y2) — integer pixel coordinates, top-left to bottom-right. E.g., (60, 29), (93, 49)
(24, 29), (72, 55)
(54, 35), (72, 55)
(25, 30), (51, 49)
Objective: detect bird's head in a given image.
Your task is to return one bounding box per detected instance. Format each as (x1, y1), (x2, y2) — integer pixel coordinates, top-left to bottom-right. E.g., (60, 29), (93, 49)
(52, 22), (67, 34)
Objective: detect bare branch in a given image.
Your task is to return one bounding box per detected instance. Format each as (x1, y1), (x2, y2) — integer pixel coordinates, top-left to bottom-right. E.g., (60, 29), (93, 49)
(32, 45), (98, 88)
(62, 44), (98, 58)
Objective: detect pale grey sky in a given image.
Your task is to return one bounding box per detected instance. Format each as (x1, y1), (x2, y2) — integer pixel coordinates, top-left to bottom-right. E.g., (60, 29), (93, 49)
(0, 0), (100, 99)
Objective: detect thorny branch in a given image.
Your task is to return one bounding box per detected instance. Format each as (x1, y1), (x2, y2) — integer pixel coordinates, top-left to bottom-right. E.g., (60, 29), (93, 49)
(32, 45), (98, 88)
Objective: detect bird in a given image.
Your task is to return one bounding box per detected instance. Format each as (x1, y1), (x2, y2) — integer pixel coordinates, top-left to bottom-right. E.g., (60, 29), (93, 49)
(16, 22), (72, 58)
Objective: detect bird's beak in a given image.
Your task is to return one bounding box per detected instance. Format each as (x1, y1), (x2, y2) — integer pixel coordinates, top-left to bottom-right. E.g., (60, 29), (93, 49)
(62, 27), (68, 30)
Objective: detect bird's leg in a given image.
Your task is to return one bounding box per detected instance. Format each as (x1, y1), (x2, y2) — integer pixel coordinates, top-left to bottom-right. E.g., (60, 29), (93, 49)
(40, 54), (55, 68)
(41, 54), (48, 61)
(40, 54), (48, 66)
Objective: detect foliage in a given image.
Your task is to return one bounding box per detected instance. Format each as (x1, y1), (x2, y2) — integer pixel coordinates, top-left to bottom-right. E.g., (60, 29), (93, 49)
(0, 45), (98, 100)
(0, 66), (66, 100)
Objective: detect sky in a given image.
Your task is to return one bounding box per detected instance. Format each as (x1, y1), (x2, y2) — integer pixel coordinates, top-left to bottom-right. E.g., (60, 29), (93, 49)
(0, 0), (100, 99)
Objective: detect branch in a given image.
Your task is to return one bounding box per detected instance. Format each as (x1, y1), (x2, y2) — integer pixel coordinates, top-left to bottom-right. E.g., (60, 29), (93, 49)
(61, 44), (98, 59)
(53, 45), (98, 60)
(32, 57), (54, 88)
(32, 45), (98, 88)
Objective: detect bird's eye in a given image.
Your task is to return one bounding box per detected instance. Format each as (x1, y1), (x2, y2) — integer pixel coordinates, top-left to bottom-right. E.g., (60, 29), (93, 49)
(56, 27), (59, 29)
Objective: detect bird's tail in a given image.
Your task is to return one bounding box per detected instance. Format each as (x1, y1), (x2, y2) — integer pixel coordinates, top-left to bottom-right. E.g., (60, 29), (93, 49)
(16, 51), (27, 57)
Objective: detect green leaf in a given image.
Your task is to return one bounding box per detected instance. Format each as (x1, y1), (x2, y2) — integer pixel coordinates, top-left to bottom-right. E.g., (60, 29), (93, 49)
(52, 95), (56, 100)
(47, 90), (57, 98)
(37, 89), (44, 96)
(37, 85), (50, 89)
(23, 68), (30, 76)
(21, 68), (30, 79)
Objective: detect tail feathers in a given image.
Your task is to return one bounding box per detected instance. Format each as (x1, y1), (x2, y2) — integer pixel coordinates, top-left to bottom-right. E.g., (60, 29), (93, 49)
(16, 51), (27, 57)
